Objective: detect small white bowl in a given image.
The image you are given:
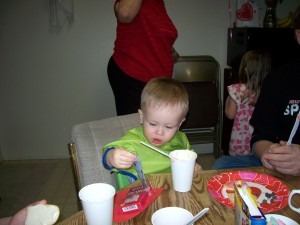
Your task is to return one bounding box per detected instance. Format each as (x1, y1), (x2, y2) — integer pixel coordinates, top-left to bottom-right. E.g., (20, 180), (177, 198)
(151, 207), (193, 225)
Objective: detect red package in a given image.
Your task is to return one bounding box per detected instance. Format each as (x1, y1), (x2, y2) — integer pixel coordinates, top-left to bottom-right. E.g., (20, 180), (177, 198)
(113, 183), (164, 222)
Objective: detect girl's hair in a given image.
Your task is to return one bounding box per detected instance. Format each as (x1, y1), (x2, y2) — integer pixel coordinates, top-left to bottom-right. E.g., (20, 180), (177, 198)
(141, 77), (189, 118)
(238, 49), (272, 105)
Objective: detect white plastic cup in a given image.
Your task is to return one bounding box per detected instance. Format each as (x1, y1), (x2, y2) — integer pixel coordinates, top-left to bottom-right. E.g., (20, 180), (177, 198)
(78, 183), (116, 225)
(170, 150), (197, 192)
(151, 207), (194, 225)
(288, 190), (300, 213)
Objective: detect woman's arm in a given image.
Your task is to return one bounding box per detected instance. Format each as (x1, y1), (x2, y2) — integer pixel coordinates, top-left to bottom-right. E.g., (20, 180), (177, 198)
(115, 0), (143, 23)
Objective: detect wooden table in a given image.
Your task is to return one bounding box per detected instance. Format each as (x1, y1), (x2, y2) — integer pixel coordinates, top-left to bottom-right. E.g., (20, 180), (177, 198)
(57, 167), (300, 225)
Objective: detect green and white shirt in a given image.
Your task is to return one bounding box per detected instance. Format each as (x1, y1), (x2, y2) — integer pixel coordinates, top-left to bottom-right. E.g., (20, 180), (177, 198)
(103, 126), (192, 190)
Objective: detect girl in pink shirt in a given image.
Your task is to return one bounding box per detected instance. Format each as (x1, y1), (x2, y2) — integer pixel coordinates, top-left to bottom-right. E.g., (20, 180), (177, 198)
(225, 50), (272, 156)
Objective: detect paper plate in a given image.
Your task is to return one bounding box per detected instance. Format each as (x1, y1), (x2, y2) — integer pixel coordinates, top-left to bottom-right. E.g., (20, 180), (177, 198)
(208, 171), (290, 213)
(265, 214), (298, 225)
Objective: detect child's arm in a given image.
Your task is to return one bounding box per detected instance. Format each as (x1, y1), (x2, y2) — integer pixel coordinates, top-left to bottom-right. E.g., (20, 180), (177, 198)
(105, 147), (137, 169)
(225, 95), (237, 120)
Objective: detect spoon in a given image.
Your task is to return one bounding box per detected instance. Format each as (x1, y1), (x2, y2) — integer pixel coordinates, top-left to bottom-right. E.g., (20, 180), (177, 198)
(185, 208), (209, 225)
(140, 141), (177, 160)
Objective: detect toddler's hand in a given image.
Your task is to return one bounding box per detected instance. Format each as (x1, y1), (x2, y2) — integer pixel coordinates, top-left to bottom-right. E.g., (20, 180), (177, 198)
(107, 147), (137, 169)
(194, 163), (202, 173)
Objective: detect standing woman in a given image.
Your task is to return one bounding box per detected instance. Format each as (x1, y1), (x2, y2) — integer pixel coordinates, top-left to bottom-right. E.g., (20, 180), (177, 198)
(108, 0), (178, 116)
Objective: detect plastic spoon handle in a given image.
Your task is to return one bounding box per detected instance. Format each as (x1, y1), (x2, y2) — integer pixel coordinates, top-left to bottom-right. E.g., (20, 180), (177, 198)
(287, 110), (300, 145)
(140, 141), (176, 160)
(185, 208), (209, 225)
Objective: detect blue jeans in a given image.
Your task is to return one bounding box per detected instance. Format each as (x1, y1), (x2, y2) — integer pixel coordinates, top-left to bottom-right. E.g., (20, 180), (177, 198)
(212, 154), (262, 170)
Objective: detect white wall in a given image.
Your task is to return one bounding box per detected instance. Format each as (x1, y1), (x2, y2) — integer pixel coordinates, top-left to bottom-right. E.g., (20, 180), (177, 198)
(0, 0), (298, 160)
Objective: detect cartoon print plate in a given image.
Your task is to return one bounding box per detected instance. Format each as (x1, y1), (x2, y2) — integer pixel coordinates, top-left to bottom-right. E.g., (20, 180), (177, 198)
(208, 171), (290, 213)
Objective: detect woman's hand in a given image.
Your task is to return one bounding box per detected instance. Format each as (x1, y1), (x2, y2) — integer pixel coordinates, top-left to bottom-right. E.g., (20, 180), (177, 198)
(0, 200), (47, 225)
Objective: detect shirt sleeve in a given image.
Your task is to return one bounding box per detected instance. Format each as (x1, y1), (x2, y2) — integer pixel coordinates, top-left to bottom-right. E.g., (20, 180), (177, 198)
(227, 83), (246, 105)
